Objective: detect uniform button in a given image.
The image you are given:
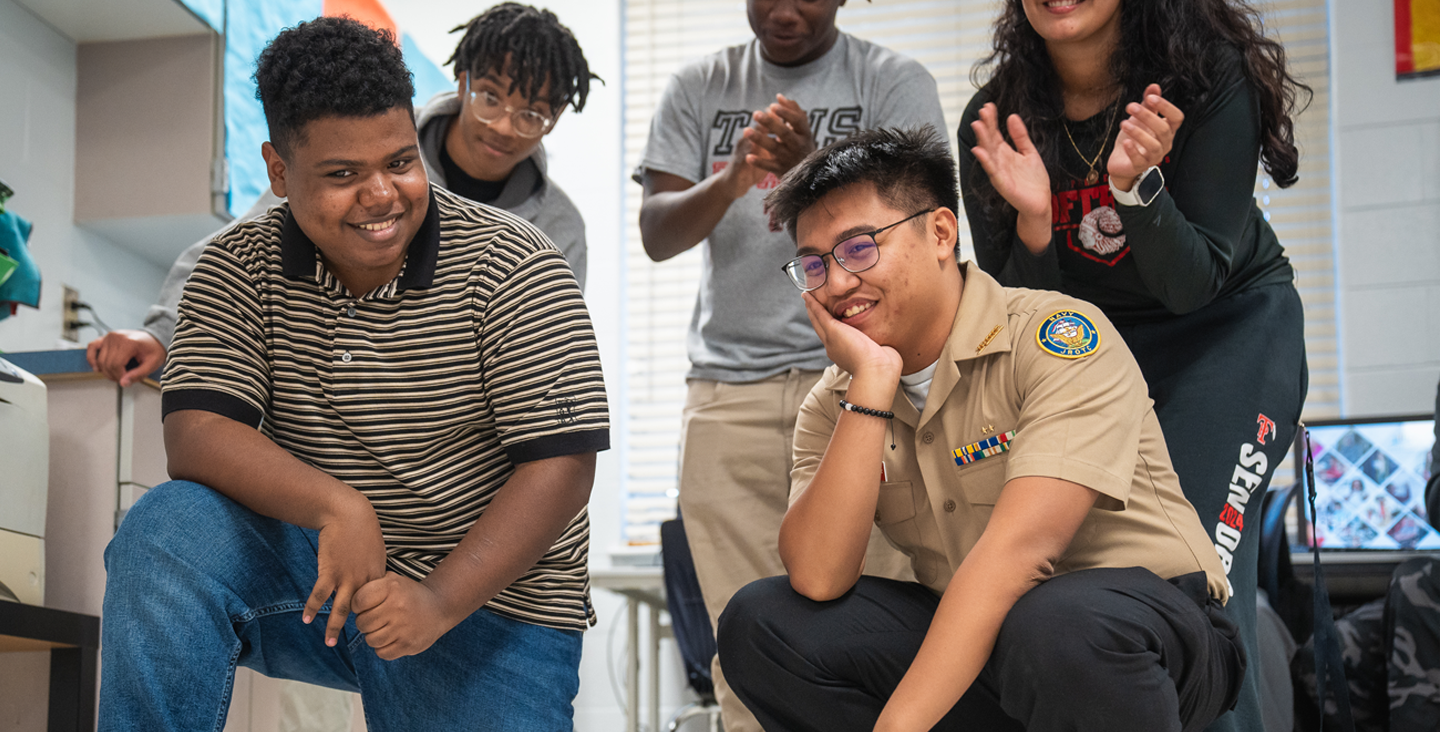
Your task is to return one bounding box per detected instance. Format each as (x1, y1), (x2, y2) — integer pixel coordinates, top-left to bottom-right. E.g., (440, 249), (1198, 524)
(943, 499), (956, 513)
(346, 305), (356, 317)
(340, 352), (352, 363)
(922, 432), (935, 444)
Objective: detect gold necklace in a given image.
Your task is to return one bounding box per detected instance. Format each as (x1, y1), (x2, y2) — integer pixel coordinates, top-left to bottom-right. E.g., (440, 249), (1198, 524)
(1062, 102), (1118, 186)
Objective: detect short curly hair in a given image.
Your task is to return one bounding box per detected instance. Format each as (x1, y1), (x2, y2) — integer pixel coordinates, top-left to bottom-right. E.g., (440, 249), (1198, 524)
(765, 126), (958, 241)
(254, 16), (415, 158)
(447, 3), (598, 114)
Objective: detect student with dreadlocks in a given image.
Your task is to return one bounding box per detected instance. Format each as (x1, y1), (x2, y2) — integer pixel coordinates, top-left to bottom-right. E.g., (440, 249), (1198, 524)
(85, 2), (597, 385)
(423, 2), (595, 284)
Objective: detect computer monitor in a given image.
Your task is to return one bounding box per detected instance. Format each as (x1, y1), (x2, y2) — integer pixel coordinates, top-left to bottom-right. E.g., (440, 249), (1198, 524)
(1294, 414), (1440, 552)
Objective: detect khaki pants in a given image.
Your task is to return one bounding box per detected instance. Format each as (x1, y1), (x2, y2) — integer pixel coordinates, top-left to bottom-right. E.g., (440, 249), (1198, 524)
(679, 370), (913, 732)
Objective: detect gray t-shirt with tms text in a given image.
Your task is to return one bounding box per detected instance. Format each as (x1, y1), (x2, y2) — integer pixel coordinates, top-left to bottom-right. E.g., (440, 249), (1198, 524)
(637, 32), (949, 382)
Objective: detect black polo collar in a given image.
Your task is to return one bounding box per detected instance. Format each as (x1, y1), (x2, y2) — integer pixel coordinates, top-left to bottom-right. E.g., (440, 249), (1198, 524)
(280, 186), (441, 291)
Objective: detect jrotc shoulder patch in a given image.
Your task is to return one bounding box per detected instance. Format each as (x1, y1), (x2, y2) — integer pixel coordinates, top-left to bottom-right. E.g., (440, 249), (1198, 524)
(1036, 310), (1100, 359)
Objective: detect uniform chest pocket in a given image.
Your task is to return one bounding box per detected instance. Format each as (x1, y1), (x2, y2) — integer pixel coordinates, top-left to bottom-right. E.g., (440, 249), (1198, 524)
(874, 481), (923, 550)
(952, 454), (1009, 506)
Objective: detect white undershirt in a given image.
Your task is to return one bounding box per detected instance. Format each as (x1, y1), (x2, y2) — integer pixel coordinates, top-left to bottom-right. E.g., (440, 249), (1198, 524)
(900, 360), (939, 413)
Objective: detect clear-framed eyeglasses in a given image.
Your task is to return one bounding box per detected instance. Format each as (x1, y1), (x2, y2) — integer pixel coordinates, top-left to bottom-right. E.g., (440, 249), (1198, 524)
(780, 208), (934, 292)
(461, 72), (557, 139)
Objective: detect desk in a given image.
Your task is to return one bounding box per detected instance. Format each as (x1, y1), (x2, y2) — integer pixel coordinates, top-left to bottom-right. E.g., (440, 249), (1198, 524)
(0, 599), (100, 731)
(2, 351), (363, 732)
(1291, 550), (1439, 605)
(1, 350), (166, 617)
(0, 351), (165, 728)
(592, 566), (669, 732)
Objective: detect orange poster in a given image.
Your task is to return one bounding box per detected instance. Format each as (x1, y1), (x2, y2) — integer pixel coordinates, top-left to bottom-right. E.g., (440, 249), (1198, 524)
(1396, 0), (1440, 78)
(323, 0), (398, 43)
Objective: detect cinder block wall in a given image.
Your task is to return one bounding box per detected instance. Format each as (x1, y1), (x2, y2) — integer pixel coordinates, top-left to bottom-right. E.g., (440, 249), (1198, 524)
(1334, 0), (1440, 416)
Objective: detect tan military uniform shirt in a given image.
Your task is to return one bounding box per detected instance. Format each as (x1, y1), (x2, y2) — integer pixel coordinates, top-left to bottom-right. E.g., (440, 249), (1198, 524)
(791, 264), (1228, 602)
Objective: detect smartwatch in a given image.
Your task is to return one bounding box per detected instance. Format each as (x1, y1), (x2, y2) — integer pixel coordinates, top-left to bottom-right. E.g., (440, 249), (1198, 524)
(1110, 166), (1164, 207)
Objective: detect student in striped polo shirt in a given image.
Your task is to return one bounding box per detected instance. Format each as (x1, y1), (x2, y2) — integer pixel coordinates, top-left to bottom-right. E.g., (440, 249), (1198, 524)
(96, 17), (609, 731)
(85, 3), (596, 388)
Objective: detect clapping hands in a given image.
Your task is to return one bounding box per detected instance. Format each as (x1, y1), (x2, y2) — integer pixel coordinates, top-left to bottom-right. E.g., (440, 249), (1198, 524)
(1108, 84), (1184, 191)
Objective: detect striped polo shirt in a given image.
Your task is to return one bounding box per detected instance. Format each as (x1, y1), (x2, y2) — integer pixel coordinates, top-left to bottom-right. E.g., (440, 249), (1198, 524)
(162, 186), (610, 631)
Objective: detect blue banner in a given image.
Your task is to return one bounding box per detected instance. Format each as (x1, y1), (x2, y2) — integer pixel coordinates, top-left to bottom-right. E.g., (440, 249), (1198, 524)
(406, 32), (454, 108)
(224, 0), (322, 216)
(222, 1), (452, 217)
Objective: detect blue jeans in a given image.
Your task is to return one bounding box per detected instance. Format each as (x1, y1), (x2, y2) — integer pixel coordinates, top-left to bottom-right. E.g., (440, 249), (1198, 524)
(99, 481), (582, 732)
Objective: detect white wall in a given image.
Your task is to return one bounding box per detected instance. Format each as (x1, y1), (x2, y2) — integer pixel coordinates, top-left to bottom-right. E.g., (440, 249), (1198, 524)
(0, 0), (166, 354)
(388, 2), (689, 728)
(1333, 0), (1440, 416)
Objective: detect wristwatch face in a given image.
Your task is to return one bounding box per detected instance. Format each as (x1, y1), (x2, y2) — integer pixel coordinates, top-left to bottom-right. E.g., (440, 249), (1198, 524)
(1138, 167), (1164, 205)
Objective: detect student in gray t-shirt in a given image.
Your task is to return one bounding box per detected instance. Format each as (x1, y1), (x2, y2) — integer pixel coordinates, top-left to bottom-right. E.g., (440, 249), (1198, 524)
(634, 2), (947, 729)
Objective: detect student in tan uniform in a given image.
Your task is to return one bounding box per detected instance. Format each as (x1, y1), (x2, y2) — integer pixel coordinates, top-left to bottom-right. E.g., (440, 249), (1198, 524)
(717, 127), (1245, 732)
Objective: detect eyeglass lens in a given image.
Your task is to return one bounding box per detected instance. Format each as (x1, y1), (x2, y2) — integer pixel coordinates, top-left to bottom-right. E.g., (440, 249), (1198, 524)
(470, 89), (550, 137)
(786, 234), (880, 291)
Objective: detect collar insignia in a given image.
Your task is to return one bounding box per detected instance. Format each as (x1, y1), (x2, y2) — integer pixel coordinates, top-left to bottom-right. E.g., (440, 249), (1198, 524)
(975, 324), (1003, 354)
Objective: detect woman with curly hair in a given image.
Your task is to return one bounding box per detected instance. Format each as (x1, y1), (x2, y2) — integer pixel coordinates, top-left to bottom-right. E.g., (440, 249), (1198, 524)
(958, 2), (1312, 730)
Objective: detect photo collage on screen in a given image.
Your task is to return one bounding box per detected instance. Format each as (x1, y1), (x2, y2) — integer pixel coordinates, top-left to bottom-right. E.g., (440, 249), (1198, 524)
(1305, 421), (1440, 551)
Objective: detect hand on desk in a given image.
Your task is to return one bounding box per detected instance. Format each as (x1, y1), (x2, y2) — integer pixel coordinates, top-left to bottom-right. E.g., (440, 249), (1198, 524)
(86, 329), (166, 386)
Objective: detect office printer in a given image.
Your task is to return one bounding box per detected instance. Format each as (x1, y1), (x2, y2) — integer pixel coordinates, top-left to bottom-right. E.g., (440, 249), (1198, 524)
(0, 356), (47, 605)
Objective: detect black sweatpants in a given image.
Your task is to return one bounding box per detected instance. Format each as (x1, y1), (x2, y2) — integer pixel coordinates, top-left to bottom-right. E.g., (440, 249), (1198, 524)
(718, 570), (1245, 732)
(1117, 282), (1309, 732)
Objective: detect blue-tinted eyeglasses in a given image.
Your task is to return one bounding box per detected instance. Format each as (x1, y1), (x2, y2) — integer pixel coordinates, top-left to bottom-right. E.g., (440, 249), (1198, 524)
(781, 209), (934, 292)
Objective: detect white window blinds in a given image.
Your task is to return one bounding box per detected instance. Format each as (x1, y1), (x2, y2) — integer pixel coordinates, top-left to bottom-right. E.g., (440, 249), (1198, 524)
(621, 0), (1337, 544)
(1255, 0), (1339, 420)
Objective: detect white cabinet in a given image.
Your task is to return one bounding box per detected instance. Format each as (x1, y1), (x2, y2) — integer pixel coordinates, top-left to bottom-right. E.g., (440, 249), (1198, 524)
(13, 0), (228, 270)
(74, 32), (229, 268)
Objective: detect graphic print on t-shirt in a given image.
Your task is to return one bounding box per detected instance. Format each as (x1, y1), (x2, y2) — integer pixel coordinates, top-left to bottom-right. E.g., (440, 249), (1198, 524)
(1052, 180), (1128, 266)
(710, 106), (863, 157)
(1052, 156), (1173, 268)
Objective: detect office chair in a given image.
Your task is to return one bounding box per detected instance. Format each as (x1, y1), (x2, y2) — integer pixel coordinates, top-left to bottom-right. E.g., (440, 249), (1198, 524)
(1259, 481), (1314, 644)
(660, 516), (723, 732)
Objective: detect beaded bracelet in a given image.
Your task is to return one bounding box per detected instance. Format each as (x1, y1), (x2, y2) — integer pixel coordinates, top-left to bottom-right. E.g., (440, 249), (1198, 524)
(838, 399), (895, 420)
(838, 399), (897, 450)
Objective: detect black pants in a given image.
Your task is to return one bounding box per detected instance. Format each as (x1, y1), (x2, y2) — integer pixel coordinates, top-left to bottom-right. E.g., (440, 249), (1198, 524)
(1117, 282), (1309, 732)
(719, 570), (1246, 732)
